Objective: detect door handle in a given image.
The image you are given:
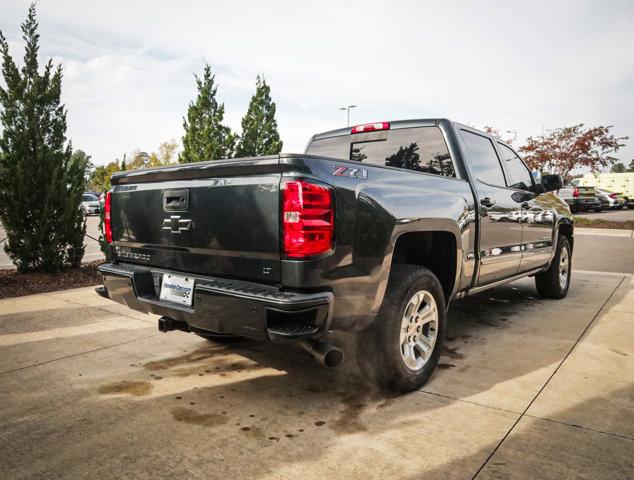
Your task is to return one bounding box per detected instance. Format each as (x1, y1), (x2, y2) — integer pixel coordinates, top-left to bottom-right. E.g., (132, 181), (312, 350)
(480, 197), (496, 208)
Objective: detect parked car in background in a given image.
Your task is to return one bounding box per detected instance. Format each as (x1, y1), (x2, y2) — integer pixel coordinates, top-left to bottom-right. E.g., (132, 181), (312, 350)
(557, 185), (602, 213)
(87, 191), (104, 201)
(80, 193), (100, 215)
(508, 209), (531, 223)
(573, 172), (634, 201)
(527, 206), (554, 224)
(595, 188), (626, 209)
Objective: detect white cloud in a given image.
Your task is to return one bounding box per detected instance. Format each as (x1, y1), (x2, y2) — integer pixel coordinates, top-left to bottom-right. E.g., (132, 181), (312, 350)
(1, 0), (633, 165)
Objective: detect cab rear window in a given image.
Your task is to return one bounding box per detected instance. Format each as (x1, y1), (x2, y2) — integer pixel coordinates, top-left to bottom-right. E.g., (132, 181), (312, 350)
(306, 126), (455, 178)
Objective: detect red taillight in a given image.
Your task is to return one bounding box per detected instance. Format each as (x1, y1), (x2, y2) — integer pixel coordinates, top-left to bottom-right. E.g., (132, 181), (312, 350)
(104, 191), (113, 244)
(609, 193), (617, 199)
(351, 122), (390, 134)
(572, 187), (579, 198)
(282, 180), (334, 257)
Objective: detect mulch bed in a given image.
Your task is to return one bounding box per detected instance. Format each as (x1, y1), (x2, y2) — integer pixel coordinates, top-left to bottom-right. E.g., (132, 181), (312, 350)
(573, 217), (634, 230)
(0, 260), (104, 300)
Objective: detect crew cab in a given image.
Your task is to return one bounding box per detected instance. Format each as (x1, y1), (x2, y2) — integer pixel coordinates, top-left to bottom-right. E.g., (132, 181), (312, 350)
(96, 119), (573, 391)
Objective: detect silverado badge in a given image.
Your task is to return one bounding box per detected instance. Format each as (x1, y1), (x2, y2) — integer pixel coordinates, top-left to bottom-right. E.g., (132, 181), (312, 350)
(162, 215), (192, 233)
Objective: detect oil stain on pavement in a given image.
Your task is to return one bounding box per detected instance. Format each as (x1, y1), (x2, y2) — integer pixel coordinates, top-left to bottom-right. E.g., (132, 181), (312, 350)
(98, 380), (153, 396)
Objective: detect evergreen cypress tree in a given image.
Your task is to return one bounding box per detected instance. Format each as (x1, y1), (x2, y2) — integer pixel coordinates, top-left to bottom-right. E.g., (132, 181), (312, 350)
(179, 64), (235, 163)
(235, 75), (283, 157)
(0, 4), (87, 272)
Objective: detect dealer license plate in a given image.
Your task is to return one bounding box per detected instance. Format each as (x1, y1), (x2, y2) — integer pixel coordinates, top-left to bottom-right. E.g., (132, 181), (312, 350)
(159, 274), (195, 306)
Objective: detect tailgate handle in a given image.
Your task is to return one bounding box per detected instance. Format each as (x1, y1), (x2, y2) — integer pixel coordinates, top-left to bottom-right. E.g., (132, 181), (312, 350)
(163, 189), (189, 212)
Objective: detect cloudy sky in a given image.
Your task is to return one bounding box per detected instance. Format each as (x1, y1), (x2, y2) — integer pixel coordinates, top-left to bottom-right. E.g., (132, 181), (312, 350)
(2, 0), (633, 166)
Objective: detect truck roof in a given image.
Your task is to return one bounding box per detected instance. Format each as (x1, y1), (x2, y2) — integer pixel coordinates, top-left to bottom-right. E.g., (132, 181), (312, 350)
(310, 118), (456, 142)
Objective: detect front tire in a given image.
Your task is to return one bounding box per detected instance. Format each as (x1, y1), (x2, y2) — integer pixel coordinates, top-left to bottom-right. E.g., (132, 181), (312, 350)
(356, 265), (446, 392)
(535, 235), (571, 299)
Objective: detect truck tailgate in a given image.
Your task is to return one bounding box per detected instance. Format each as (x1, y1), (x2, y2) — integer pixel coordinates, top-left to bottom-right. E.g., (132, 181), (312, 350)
(109, 158), (281, 283)
(576, 186), (596, 198)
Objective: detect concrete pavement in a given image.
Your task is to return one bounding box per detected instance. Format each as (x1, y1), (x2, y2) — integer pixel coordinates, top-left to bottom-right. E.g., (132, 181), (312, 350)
(574, 234), (634, 274)
(1, 272), (632, 479)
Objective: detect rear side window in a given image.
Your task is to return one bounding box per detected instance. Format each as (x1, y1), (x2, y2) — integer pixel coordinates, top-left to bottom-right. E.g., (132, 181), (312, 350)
(498, 143), (533, 191)
(306, 127), (455, 178)
(460, 130), (506, 186)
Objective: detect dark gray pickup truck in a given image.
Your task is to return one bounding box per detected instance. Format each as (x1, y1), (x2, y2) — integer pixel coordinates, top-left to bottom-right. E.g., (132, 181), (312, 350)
(97, 119), (573, 391)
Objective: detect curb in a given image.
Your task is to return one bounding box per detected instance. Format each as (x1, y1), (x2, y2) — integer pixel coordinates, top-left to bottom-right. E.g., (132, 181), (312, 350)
(575, 227), (634, 237)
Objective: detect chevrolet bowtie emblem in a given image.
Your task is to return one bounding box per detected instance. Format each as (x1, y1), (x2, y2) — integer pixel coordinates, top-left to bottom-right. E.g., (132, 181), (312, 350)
(162, 215), (192, 233)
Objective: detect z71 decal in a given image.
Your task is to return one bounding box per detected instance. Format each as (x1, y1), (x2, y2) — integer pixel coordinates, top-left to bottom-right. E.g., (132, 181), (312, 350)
(331, 165), (368, 179)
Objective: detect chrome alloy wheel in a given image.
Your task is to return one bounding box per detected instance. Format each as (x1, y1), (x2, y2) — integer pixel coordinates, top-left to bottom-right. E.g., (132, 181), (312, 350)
(559, 246), (569, 289)
(399, 290), (439, 371)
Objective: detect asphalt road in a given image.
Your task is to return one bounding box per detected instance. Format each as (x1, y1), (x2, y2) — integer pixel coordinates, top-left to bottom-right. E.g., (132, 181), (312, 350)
(575, 234), (634, 274)
(0, 215), (103, 269)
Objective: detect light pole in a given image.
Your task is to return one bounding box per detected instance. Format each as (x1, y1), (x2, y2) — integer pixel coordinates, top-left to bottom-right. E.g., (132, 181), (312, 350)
(339, 105), (356, 126)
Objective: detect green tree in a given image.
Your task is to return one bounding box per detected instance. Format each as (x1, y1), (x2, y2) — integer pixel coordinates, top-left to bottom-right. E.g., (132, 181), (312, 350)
(0, 5), (87, 272)
(628, 160), (634, 172)
(179, 64), (235, 163)
(72, 150), (92, 189)
(89, 159), (121, 192)
(235, 75), (283, 157)
(610, 162), (626, 173)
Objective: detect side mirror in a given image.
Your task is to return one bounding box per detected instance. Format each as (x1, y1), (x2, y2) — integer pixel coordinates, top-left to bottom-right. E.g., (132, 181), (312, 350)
(541, 174), (563, 192)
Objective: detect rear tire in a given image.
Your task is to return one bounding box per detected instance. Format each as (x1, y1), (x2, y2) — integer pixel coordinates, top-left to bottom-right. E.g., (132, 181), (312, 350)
(356, 265), (446, 392)
(535, 235), (571, 299)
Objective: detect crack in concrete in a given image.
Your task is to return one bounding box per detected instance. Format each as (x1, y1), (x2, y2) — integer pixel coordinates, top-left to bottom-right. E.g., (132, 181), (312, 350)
(46, 293), (157, 325)
(0, 333), (161, 375)
(471, 275), (627, 479)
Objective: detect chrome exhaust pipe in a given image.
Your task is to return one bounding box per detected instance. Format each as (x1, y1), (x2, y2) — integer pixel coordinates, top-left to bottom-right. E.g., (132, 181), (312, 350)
(300, 339), (344, 368)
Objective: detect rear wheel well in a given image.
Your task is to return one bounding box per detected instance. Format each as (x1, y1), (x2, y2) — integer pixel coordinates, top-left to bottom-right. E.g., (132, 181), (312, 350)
(558, 222), (573, 252)
(391, 231), (457, 303)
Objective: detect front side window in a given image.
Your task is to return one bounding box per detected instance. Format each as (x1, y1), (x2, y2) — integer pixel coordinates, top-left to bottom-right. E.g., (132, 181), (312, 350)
(460, 130), (506, 186)
(498, 143), (533, 191)
(306, 126), (455, 178)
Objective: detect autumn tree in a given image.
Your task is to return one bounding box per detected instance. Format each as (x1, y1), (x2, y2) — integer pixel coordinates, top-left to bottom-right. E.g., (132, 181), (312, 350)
(235, 75), (283, 157)
(180, 64), (235, 163)
(148, 140), (179, 167)
(126, 150), (151, 170)
(0, 5), (87, 272)
(483, 126), (517, 146)
(519, 125), (627, 179)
